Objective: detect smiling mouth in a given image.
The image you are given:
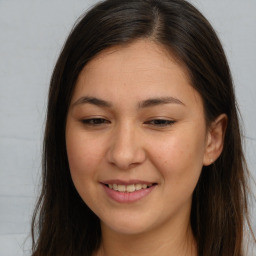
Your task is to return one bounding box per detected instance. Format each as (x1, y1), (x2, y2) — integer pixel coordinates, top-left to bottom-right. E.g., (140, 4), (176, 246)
(105, 183), (156, 193)
(102, 181), (157, 203)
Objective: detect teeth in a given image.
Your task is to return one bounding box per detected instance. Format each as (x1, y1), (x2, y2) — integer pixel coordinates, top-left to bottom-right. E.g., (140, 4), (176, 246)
(135, 184), (142, 190)
(127, 184), (135, 192)
(108, 183), (153, 192)
(117, 185), (126, 192)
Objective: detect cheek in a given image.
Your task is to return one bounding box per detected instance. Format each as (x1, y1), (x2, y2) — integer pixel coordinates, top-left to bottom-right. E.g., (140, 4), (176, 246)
(66, 132), (101, 187)
(66, 133), (103, 206)
(152, 132), (205, 213)
(149, 127), (206, 183)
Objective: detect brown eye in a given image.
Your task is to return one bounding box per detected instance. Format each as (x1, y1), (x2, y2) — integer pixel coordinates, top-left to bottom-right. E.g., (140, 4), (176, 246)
(145, 119), (176, 127)
(82, 118), (110, 125)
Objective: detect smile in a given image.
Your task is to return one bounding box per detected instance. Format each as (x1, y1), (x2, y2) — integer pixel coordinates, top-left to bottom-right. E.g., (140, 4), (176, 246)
(102, 181), (157, 203)
(107, 183), (153, 193)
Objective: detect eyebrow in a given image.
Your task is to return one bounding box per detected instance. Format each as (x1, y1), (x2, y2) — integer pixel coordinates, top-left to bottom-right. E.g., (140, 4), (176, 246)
(138, 97), (185, 108)
(72, 96), (112, 108)
(72, 96), (185, 109)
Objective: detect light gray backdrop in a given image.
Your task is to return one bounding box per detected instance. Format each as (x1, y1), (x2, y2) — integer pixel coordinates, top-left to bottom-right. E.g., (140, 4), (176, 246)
(0, 0), (255, 255)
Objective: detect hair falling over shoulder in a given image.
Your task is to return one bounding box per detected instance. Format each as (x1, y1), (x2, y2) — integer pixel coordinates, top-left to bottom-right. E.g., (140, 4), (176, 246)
(31, 0), (255, 255)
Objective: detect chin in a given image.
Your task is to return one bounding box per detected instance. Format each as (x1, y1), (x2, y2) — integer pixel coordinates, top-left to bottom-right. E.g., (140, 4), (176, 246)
(100, 212), (159, 236)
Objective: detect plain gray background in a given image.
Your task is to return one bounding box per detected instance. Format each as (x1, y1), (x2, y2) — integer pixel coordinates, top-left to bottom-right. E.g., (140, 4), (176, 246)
(0, 0), (255, 255)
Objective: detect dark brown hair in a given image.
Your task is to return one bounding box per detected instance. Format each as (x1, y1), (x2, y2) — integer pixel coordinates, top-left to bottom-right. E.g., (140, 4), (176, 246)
(31, 0), (255, 255)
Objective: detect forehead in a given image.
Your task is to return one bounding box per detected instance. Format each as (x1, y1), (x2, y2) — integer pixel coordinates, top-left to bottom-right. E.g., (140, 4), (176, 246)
(87, 40), (181, 69)
(72, 39), (202, 109)
(81, 40), (188, 81)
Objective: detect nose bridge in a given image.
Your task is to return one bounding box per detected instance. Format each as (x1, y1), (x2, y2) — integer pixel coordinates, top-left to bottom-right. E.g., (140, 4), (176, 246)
(107, 120), (145, 169)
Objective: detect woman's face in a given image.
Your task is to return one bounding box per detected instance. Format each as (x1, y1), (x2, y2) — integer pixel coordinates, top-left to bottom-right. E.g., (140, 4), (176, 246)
(66, 40), (211, 235)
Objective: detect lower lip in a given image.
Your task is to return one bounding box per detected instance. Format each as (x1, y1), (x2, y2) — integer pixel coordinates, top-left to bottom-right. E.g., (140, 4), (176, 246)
(102, 184), (156, 203)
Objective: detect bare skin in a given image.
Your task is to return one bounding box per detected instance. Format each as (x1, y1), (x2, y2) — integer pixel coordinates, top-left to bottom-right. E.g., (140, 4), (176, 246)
(66, 39), (227, 256)
(95, 217), (197, 256)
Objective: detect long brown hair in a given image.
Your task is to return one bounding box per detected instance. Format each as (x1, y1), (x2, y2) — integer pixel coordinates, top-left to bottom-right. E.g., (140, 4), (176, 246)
(31, 0), (255, 255)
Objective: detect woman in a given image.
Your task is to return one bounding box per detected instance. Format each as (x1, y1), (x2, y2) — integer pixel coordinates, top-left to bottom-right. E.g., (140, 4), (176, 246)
(31, 0), (255, 255)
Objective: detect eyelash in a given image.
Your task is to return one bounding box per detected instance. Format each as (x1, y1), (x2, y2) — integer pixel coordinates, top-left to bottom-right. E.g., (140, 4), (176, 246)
(144, 119), (176, 127)
(81, 118), (175, 127)
(81, 118), (110, 126)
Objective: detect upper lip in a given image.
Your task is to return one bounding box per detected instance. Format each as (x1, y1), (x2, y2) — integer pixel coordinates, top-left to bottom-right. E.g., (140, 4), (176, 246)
(101, 179), (156, 185)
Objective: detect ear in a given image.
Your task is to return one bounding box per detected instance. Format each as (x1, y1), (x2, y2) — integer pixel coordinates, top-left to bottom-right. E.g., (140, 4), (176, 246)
(203, 114), (228, 166)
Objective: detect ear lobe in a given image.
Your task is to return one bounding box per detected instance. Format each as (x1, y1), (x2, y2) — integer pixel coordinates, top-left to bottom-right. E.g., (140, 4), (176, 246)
(203, 114), (228, 166)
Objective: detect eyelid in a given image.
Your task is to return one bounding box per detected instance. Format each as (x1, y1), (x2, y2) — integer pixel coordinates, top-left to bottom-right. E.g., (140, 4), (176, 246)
(81, 117), (111, 126)
(144, 118), (176, 127)
(79, 116), (176, 128)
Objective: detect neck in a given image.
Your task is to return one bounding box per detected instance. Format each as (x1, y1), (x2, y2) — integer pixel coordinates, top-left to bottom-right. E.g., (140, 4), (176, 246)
(95, 219), (197, 256)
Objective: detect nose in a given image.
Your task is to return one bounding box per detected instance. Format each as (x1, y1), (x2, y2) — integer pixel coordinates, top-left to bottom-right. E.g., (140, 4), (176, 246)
(106, 122), (146, 170)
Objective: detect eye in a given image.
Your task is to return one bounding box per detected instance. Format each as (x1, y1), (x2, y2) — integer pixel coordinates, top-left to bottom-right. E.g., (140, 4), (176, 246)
(81, 118), (110, 126)
(144, 119), (176, 127)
